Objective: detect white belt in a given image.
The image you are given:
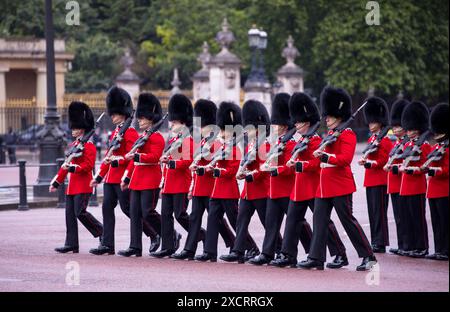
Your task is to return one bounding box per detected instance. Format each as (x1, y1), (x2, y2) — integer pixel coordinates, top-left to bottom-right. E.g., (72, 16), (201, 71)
(134, 162), (158, 166)
(320, 163), (337, 169)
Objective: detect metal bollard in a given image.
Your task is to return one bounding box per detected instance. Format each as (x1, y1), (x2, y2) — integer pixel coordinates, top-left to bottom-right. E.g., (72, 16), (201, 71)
(17, 160), (29, 211)
(56, 158), (66, 209)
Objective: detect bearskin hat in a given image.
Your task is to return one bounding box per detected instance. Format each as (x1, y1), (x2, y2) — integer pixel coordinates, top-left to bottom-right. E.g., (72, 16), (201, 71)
(242, 100), (270, 127)
(271, 93), (291, 126)
(401, 101), (429, 133)
(106, 86), (132, 117)
(216, 102), (242, 129)
(390, 99), (410, 127)
(363, 96), (389, 126)
(194, 99), (217, 127)
(68, 101), (95, 131)
(289, 92), (320, 125)
(430, 103), (449, 136)
(168, 94), (193, 127)
(320, 86), (352, 121)
(136, 93), (162, 123)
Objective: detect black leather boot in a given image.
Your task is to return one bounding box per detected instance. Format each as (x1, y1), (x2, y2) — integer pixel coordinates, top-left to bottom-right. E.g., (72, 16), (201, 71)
(117, 248), (142, 257)
(356, 255), (377, 271)
(150, 249), (175, 258)
(149, 234), (161, 253)
(326, 254), (349, 269)
(170, 250), (195, 260)
(269, 253), (297, 268)
(297, 258), (324, 270)
(89, 245), (115, 255)
(248, 253), (273, 266)
(55, 246), (79, 254)
(220, 252), (245, 264)
(194, 253), (217, 262)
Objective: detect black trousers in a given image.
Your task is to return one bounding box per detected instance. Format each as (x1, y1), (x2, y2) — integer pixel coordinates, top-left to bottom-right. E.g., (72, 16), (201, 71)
(281, 199), (346, 259)
(402, 194), (428, 251)
(390, 193), (405, 250)
(205, 198), (248, 256)
(102, 183), (158, 248)
(233, 198), (282, 254)
(366, 185), (389, 247)
(261, 197), (292, 258)
(129, 189), (161, 250)
(161, 193), (203, 251)
(65, 193), (103, 247)
(184, 196), (233, 253)
(429, 197), (449, 255)
(309, 194), (373, 262)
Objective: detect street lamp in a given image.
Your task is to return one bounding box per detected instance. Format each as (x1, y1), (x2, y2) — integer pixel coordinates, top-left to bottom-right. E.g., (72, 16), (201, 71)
(257, 29), (268, 82)
(34, 0), (65, 197)
(247, 25), (260, 82)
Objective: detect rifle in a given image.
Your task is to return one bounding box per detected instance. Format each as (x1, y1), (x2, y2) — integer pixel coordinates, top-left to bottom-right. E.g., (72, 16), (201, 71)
(361, 125), (391, 160)
(401, 130), (431, 168)
(421, 139), (448, 169)
(385, 135), (410, 169)
(128, 113), (168, 155)
(190, 131), (218, 169)
(315, 101), (368, 153)
(236, 131), (268, 177)
(198, 132), (245, 169)
(260, 126), (298, 170)
(287, 122), (321, 165)
(161, 124), (193, 159)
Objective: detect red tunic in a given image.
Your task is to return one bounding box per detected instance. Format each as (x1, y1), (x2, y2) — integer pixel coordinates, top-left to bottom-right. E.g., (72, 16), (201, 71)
(316, 129), (357, 198)
(191, 138), (218, 197)
(269, 138), (295, 199)
(426, 143), (449, 199)
(123, 132), (165, 191)
(97, 126), (138, 184)
(363, 135), (392, 187)
(240, 140), (270, 200)
(211, 144), (241, 199)
(290, 135), (321, 202)
(387, 137), (405, 194)
(399, 139), (431, 196)
(162, 136), (193, 194)
(54, 141), (96, 195)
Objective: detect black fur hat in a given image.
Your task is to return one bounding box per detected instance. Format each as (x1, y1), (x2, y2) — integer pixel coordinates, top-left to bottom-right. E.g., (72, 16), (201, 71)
(320, 86), (352, 121)
(68, 101), (95, 131)
(289, 92), (320, 125)
(401, 101), (429, 133)
(216, 102), (242, 129)
(390, 99), (410, 127)
(194, 99), (217, 127)
(168, 94), (193, 127)
(242, 100), (270, 127)
(136, 93), (162, 123)
(363, 96), (389, 126)
(106, 86), (132, 117)
(271, 93), (291, 126)
(430, 103), (449, 136)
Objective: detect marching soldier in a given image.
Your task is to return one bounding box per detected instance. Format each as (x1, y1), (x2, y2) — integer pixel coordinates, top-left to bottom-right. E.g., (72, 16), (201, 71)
(384, 99), (410, 256)
(90, 87), (160, 256)
(248, 93), (296, 266)
(171, 99), (234, 260)
(152, 94), (200, 258)
(423, 103), (449, 261)
(195, 102), (243, 262)
(270, 92), (347, 268)
(51, 102), (103, 253)
(399, 101), (431, 258)
(220, 100), (273, 263)
(118, 93), (165, 257)
(358, 97), (393, 253)
(298, 86), (376, 271)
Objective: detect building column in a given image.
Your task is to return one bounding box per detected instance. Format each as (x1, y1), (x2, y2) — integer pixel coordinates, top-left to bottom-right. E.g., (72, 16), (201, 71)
(0, 67), (9, 134)
(36, 68), (47, 125)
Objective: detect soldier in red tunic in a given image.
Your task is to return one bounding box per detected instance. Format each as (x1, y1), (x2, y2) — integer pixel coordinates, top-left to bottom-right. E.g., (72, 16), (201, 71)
(171, 99), (234, 260)
(423, 103), (448, 261)
(117, 93), (165, 257)
(195, 102), (243, 262)
(270, 92), (347, 268)
(151, 94), (198, 258)
(298, 87), (376, 271)
(220, 100), (274, 263)
(358, 97), (393, 253)
(384, 99), (409, 256)
(51, 102), (103, 253)
(248, 93), (297, 266)
(399, 101), (431, 258)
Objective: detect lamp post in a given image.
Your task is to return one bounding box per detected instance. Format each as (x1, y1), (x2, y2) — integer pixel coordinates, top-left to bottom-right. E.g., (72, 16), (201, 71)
(247, 25), (260, 83)
(257, 29), (268, 83)
(34, 0), (65, 197)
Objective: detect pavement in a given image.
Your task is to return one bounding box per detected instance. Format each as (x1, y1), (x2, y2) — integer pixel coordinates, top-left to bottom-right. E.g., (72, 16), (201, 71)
(0, 145), (448, 292)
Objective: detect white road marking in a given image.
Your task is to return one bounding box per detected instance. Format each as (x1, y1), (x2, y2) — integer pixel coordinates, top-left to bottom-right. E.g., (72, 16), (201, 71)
(0, 278), (23, 282)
